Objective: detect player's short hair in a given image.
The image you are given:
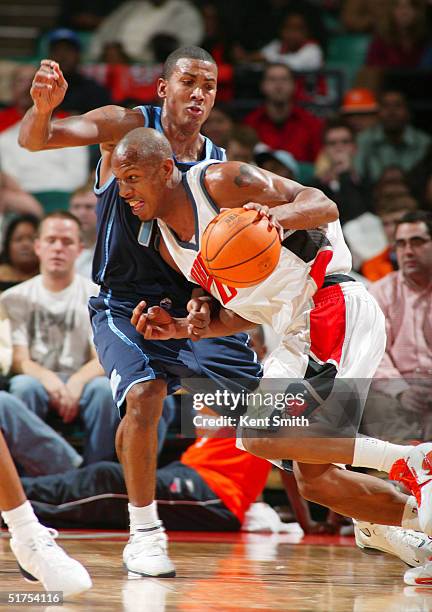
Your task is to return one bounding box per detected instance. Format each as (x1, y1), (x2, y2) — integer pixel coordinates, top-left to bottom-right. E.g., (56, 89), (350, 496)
(396, 210), (432, 238)
(38, 210), (82, 236)
(163, 46), (217, 79)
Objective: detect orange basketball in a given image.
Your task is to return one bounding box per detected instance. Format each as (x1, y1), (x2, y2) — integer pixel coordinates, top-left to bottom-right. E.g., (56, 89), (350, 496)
(201, 208), (281, 288)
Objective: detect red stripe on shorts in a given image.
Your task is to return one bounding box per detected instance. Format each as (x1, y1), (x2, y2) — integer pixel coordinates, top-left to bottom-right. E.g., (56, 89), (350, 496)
(309, 248), (333, 289)
(309, 283), (346, 366)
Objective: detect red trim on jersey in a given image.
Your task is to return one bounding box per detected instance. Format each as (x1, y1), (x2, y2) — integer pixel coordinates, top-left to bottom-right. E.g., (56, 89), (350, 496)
(309, 283), (346, 366)
(309, 248), (333, 289)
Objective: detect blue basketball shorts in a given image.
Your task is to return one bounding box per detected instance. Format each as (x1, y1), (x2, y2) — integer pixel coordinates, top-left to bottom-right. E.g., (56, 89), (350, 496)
(89, 290), (262, 415)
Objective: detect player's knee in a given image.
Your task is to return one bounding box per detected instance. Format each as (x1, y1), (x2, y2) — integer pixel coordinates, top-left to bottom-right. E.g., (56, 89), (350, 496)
(240, 437), (270, 458)
(125, 380), (166, 428)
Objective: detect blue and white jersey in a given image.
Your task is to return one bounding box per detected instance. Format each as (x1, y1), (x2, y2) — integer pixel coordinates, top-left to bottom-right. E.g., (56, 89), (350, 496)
(92, 105), (225, 306)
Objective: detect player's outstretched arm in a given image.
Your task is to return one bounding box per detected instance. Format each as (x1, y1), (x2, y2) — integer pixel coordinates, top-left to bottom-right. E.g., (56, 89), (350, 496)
(205, 162), (339, 230)
(19, 60), (144, 151)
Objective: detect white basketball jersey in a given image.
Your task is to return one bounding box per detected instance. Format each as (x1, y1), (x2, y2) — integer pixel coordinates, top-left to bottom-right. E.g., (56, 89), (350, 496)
(157, 161), (352, 335)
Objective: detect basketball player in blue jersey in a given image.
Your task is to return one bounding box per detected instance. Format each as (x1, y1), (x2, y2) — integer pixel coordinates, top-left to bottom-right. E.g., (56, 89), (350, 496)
(19, 46), (265, 578)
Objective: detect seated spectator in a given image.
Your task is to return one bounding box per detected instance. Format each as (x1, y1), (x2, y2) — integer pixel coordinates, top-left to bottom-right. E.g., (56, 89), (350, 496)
(0, 70), (89, 209)
(362, 194), (418, 281)
(0, 391), (82, 476)
(0, 172), (43, 222)
(202, 105), (233, 149)
(312, 119), (371, 225)
(226, 126), (258, 163)
(200, 2), (235, 64)
(340, 88), (379, 136)
(0, 212), (119, 465)
(244, 63), (322, 163)
(47, 29), (112, 114)
(258, 11), (323, 71)
(0, 65), (39, 133)
(362, 210), (432, 441)
(100, 42), (132, 65)
(255, 148), (299, 180)
(69, 181), (97, 279)
(408, 143), (432, 211)
(341, 0), (390, 33)
(365, 0), (429, 69)
(18, 428), (272, 531)
(355, 90), (431, 182)
(0, 215), (39, 293)
(88, 0), (204, 63)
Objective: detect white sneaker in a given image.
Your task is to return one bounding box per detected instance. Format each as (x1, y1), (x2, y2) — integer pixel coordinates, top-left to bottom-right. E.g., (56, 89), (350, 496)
(404, 559), (432, 585)
(354, 521), (432, 567)
(10, 524), (92, 597)
(390, 443), (432, 535)
(123, 529), (176, 578)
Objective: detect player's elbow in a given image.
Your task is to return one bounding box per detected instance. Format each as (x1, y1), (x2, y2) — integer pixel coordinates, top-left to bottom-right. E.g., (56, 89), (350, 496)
(18, 133), (41, 151)
(310, 188), (339, 224)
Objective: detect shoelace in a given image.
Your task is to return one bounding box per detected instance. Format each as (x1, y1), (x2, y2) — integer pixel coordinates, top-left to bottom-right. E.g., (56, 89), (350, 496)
(130, 530), (167, 557)
(27, 527), (72, 564)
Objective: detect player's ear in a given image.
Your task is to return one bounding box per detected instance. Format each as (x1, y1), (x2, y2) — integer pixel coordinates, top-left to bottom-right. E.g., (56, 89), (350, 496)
(157, 77), (167, 100)
(162, 158), (175, 187)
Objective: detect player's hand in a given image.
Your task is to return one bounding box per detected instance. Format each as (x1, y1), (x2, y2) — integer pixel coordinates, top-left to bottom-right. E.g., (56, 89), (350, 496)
(186, 297), (212, 341)
(242, 203), (284, 241)
(31, 60), (68, 113)
(131, 300), (177, 340)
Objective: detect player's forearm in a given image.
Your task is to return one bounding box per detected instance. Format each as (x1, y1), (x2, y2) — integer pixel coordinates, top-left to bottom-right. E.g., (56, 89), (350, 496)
(18, 107), (54, 151)
(173, 309), (255, 340)
(273, 187), (338, 230)
(198, 308), (255, 339)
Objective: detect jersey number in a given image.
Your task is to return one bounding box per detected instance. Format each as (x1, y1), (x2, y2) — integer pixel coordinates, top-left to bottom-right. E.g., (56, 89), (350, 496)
(191, 253), (237, 305)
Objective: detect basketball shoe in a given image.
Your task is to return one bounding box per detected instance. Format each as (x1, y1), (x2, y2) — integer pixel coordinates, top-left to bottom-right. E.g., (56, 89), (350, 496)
(390, 442), (432, 535)
(404, 560), (432, 585)
(10, 524), (92, 597)
(354, 520), (432, 567)
(123, 527), (176, 577)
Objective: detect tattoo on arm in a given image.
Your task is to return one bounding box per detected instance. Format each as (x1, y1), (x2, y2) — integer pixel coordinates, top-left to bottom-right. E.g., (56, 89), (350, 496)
(234, 164), (263, 188)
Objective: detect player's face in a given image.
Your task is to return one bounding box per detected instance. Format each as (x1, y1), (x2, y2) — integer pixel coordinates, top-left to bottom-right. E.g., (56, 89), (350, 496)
(158, 59), (217, 131)
(395, 221), (432, 278)
(35, 218), (82, 277)
(113, 159), (172, 221)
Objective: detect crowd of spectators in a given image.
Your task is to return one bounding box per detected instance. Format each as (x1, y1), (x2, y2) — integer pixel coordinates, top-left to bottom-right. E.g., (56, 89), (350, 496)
(0, 0), (431, 533)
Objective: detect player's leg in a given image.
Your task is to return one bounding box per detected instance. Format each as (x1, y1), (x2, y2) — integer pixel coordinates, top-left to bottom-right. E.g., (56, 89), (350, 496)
(89, 292), (183, 577)
(0, 430), (92, 596)
(293, 461), (432, 568)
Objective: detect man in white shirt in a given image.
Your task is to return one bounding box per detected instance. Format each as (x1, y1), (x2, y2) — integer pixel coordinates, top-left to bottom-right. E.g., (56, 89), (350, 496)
(1, 211), (119, 465)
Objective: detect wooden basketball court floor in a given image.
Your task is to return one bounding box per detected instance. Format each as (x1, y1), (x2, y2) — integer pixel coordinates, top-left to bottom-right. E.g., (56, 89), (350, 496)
(2, 530), (432, 611)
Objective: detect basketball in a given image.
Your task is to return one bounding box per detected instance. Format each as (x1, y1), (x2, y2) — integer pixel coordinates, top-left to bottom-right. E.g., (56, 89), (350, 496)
(201, 208), (281, 288)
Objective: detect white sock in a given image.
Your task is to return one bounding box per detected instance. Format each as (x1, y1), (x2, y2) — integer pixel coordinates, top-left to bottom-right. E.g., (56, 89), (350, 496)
(128, 502), (162, 535)
(352, 437), (413, 473)
(1, 500), (40, 539)
(401, 496), (420, 531)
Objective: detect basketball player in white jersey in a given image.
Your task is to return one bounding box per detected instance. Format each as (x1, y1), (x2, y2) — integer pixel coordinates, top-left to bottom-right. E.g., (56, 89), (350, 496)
(113, 127), (432, 570)
(0, 430), (91, 595)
